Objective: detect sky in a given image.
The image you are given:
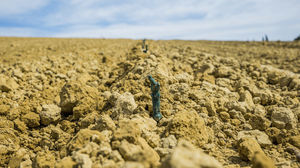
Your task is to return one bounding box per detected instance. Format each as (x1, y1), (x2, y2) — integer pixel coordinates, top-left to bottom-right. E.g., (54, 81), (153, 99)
(0, 0), (299, 41)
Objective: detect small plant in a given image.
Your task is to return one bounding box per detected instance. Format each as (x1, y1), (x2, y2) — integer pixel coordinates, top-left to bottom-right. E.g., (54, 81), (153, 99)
(148, 75), (162, 121)
(142, 39), (148, 53)
(143, 45), (148, 53)
(142, 39), (146, 49)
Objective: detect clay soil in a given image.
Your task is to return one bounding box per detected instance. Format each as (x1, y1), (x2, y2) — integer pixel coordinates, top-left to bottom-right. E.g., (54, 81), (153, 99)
(0, 37), (300, 168)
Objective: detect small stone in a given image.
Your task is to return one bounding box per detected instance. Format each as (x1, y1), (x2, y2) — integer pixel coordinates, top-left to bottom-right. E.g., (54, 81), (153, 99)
(0, 118), (14, 128)
(60, 81), (86, 114)
(156, 63), (170, 82)
(113, 120), (141, 143)
(265, 127), (282, 144)
(102, 160), (117, 168)
(135, 66), (144, 75)
(72, 102), (94, 120)
(296, 150), (300, 162)
(224, 129), (236, 139)
(0, 104), (10, 115)
(0, 128), (20, 164)
(8, 148), (32, 168)
(293, 106), (300, 121)
(76, 73), (93, 84)
(130, 116), (160, 148)
(34, 151), (56, 168)
(253, 105), (267, 116)
(22, 112), (40, 128)
(60, 120), (76, 134)
(170, 83), (190, 101)
(7, 107), (20, 121)
(202, 74), (216, 84)
(67, 129), (105, 152)
(119, 140), (143, 160)
(156, 147), (172, 158)
(168, 110), (210, 147)
(56, 157), (76, 168)
(56, 73), (67, 80)
(123, 162), (144, 168)
(79, 112), (99, 128)
(13, 69), (23, 79)
(238, 137), (264, 161)
(205, 100), (217, 116)
(112, 92), (137, 116)
(40, 104), (61, 125)
(50, 126), (71, 141)
(0, 74), (19, 92)
(239, 90), (255, 109)
(13, 119), (27, 132)
(175, 73), (194, 83)
(108, 92), (120, 105)
(253, 97), (261, 104)
(72, 152), (92, 168)
(98, 142), (112, 156)
(238, 130), (272, 147)
(289, 78), (300, 90)
(255, 90), (272, 106)
(252, 151), (275, 168)
(290, 135), (300, 148)
(220, 112), (230, 122)
(243, 123), (253, 130)
(264, 65), (292, 87)
(110, 150), (124, 162)
(200, 63), (215, 75)
(215, 78), (231, 88)
(214, 66), (232, 78)
(271, 107), (297, 129)
(249, 114), (271, 131)
(161, 135), (177, 148)
(231, 119), (241, 126)
(161, 140), (222, 168)
(93, 114), (116, 131)
(118, 138), (160, 167)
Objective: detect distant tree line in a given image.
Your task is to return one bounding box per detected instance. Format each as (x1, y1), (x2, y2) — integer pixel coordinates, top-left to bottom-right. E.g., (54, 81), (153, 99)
(259, 34), (300, 42)
(294, 35), (300, 41)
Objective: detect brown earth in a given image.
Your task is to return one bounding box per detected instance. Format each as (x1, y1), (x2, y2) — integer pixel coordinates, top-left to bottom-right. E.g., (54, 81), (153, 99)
(0, 37), (300, 168)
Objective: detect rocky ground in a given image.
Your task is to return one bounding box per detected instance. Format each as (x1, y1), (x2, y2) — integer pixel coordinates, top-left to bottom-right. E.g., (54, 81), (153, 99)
(0, 37), (299, 168)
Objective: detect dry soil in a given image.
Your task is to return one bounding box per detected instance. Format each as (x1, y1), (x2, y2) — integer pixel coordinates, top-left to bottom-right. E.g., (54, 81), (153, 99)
(0, 37), (300, 168)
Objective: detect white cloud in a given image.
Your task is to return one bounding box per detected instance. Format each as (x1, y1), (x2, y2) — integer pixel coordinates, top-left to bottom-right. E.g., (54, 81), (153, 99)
(50, 20), (300, 41)
(0, 0), (299, 40)
(0, 0), (49, 16)
(0, 27), (44, 37)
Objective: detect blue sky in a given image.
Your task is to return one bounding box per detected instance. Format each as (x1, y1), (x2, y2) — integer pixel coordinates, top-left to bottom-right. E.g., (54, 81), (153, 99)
(0, 0), (299, 40)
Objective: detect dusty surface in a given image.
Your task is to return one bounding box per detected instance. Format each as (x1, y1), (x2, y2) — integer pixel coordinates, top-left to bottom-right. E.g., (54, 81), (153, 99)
(0, 37), (300, 168)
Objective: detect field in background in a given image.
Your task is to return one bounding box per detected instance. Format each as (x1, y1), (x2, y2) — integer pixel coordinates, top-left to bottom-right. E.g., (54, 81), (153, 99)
(0, 37), (299, 167)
